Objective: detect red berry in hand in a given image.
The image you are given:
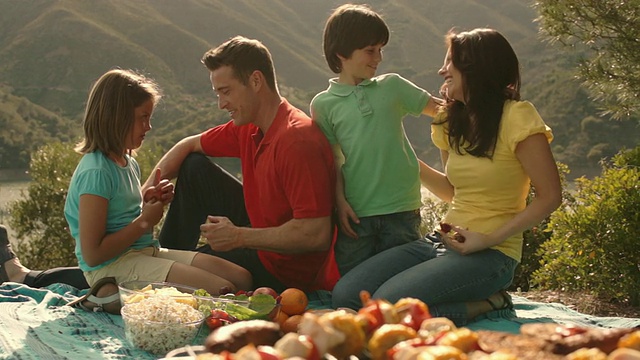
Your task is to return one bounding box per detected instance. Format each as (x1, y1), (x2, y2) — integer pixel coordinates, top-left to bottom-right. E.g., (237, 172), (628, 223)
(440, 222), (452, 233)
(453, 232), (466, 243)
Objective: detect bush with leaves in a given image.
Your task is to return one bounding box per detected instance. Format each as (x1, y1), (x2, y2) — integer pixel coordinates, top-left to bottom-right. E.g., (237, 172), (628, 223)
(8, 142), (80, 269)
(532, 146), (640, 306)
(419, 194), (449, 236)
(9, 141), (164, 270)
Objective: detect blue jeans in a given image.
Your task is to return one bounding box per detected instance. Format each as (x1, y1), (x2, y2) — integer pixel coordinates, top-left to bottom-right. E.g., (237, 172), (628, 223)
(335, 209), (421, 275)
(331, 233), (518, 326)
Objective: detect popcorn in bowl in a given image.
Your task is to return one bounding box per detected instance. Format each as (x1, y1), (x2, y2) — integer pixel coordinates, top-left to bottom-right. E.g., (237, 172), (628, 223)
(121, 295), (204, 355)
(118, 281), (205, 355)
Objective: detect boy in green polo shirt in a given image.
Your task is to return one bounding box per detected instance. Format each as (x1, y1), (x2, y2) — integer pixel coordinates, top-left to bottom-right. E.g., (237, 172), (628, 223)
(311, 4), (441, 275)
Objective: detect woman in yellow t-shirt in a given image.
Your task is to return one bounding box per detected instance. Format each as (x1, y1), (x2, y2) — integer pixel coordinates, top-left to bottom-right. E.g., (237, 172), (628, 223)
(332, 28), (562, 326)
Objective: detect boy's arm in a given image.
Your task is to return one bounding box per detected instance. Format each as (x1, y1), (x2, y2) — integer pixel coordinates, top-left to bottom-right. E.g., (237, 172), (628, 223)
(418, 155), (454, 203)
(422, 95), (445, 118)
(332, 144), (359, 238)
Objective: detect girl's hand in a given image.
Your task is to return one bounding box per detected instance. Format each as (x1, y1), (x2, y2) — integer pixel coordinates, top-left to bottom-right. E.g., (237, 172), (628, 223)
(336, 197), (359, 239)
(143, 169), (174, 204)
(442, 225), (493, 255)
(140, 199), (165, 229)
(155, 179), (174, 204)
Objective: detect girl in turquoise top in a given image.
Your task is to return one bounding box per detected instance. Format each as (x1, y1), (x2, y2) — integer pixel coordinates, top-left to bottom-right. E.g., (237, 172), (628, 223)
(64, 69), (251, 313)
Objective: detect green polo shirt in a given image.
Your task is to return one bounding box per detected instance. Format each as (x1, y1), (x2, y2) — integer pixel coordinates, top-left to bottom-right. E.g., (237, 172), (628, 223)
(311, 73), (430, 217)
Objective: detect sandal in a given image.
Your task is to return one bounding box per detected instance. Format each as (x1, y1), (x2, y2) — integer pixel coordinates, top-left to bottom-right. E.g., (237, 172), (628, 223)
(486, 289), (514, 311)
(67, 276), (122, 314)
(0, 225), (17, 283)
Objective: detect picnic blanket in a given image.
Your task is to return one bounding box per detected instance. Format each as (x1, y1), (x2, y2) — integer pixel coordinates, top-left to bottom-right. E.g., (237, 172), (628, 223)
(1, 282), (638, 359)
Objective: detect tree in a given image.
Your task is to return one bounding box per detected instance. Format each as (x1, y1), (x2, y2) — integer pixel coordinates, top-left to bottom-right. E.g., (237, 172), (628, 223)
(534, 0), (640, 119)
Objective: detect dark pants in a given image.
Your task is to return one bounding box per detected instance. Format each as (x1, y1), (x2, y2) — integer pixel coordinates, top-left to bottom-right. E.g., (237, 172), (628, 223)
(24, 268), (89, 289)
(159, 153), (287, 292)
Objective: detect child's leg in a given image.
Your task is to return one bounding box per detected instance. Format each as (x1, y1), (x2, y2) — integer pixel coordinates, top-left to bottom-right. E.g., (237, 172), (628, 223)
(165, 262), (238, 297)
(334, 216), (378, 275)
(86, 247), (232, 296)
(377, 209), (422, 252)
(157, 248), (252, 294)
(189, 253), (251, 292)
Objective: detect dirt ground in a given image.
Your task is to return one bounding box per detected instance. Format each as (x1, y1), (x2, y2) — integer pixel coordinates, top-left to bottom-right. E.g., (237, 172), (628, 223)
(519, 289), (640, 318)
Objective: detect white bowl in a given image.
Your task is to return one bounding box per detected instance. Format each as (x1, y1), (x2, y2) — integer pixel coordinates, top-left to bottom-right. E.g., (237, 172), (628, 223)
(118, 281), (205, 355)
(121, 299), (204, 355)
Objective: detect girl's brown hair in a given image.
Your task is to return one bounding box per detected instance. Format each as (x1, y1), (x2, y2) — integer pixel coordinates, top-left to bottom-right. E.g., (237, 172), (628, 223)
(75, 69), (161, 156)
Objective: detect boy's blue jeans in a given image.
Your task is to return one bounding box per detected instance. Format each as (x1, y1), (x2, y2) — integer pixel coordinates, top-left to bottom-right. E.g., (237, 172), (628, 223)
(332, 233), (518, 326)
(334, 209), (421, 275)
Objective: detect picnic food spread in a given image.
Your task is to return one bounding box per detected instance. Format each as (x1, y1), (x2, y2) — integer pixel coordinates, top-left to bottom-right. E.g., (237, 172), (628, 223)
(189, 290), (640, 360)
(123, 284), (639, 359)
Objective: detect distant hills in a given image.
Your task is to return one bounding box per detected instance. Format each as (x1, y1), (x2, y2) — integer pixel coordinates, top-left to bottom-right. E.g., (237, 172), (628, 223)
(0, 0), (637, 179)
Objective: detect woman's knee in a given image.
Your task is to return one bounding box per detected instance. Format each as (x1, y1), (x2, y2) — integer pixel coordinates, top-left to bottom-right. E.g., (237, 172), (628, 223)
(331, 279), (361, 310)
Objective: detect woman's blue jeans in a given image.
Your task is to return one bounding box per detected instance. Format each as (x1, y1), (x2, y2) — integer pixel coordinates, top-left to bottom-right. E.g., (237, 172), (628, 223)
(331, 233), (518, 326)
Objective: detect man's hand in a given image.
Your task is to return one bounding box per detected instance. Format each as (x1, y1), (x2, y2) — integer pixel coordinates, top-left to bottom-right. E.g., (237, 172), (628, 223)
(200, 215), (242, 252)
(143, 168), (174, 205)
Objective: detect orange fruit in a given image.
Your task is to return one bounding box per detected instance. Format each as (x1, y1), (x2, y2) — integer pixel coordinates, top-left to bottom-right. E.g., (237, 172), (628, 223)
(279, 288), (308, 316)
(273, 309), (289, 326)
(281, 314), (303, 333)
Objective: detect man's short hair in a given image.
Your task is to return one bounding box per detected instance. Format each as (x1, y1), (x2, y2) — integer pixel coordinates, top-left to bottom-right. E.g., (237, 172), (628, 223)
(201, 36), (277, 91)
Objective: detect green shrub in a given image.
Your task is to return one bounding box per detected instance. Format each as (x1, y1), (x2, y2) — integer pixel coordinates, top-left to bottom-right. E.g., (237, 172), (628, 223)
(532, 147), (640, 305)
(419, 194), (449, 236)
(9, 141), (164, 270)
(8, 142), (80, 269)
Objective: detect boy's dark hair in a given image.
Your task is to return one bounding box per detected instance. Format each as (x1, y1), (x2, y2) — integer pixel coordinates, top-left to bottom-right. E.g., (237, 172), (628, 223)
(323, 4), (389, 74)
(201, 36), (277, 91)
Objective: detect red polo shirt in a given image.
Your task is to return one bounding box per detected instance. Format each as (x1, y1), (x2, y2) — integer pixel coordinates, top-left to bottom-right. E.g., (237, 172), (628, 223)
(200, 99), (339, 291)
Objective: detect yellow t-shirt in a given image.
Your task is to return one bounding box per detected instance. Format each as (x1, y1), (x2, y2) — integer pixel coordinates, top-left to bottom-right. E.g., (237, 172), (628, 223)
(431, 100), (552, 262)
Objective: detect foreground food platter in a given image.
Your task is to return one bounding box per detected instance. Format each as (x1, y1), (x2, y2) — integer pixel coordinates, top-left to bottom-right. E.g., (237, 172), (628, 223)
(160, 293), (640, 360)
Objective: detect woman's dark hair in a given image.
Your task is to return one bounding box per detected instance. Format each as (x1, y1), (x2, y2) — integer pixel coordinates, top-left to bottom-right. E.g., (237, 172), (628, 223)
(323, 4), (389, 74)
(438, 28), (521, 158)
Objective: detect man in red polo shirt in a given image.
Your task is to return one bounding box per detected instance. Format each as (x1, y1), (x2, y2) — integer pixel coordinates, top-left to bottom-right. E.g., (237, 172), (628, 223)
(143, 36), (339, 293)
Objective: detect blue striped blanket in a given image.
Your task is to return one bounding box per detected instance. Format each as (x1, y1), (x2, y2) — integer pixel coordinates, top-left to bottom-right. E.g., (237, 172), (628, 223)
(0, 282), (638, 359)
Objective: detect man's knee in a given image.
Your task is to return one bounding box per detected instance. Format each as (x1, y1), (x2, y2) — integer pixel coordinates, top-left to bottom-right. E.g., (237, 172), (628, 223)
(180, 153), (212, 174)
